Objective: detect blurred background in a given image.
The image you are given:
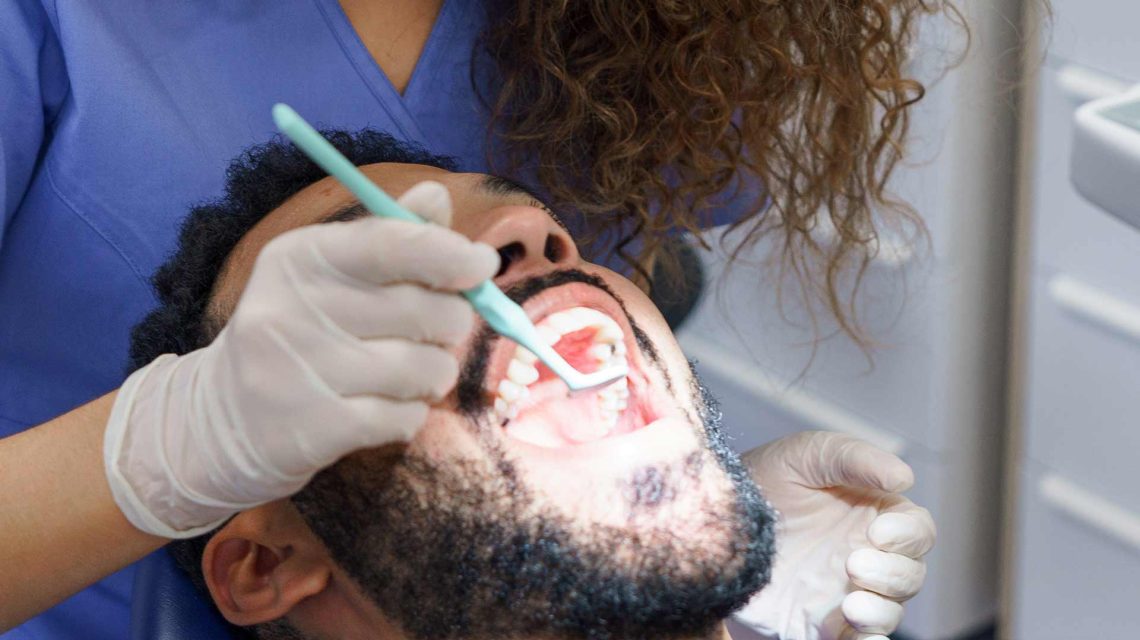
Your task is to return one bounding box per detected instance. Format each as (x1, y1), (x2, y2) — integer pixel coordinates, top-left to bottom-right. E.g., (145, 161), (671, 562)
(669, 1), (1140, 639)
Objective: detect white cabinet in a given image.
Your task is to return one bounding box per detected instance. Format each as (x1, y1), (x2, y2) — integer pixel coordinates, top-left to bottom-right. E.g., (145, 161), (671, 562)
(1022, 271), (1140, 516)
(1009, 462), (1140, 639)
(1004, 4), (1140, 638)
(1029, 65), (1140, 302)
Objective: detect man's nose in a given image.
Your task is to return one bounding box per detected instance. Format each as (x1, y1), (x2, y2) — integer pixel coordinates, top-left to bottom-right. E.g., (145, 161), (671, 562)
(477, 205), (580, 283)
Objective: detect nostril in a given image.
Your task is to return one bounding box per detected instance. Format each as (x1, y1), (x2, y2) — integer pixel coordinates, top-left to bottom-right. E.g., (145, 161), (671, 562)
(497, 242), (525, 277)
(543, 235), (564, 263)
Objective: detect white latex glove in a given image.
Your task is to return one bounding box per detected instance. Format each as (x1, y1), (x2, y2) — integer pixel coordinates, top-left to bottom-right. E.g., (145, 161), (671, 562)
(104, 182), (499, 538)
(733, 431), (936, 640)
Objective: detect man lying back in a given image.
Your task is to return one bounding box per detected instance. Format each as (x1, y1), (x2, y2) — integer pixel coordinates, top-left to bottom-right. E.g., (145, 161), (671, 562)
(127, 130), (932, 640)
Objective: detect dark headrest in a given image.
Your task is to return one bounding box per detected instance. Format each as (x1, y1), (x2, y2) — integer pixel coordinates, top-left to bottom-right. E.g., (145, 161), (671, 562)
(130, 549), (239, 640)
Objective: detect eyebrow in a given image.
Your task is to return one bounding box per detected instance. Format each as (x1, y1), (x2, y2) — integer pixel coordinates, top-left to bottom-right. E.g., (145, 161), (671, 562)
(321, 202), (371, 224)
(318, 174), (571, 234)
(479, 174), (542, 202)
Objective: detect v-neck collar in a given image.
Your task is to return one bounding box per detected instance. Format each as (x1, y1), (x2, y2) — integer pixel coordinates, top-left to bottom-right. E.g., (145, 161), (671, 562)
(314, 0), (457, 145)
(399, 0), (459, 105)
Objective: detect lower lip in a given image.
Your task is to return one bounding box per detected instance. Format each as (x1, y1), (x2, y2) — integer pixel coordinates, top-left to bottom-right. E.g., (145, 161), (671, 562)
(503, 415), (696, 463)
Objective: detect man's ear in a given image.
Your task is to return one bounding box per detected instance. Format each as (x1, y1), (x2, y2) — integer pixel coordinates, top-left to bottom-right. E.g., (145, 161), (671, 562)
(201, 502), (332, 627)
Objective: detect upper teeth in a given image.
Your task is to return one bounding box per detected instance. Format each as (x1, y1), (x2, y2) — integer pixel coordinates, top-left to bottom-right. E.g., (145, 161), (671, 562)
(507, 359), (539, 386)
(492, 306), (630, 432)
(497, 379), (528, 403)
(535, 307), (625, 346)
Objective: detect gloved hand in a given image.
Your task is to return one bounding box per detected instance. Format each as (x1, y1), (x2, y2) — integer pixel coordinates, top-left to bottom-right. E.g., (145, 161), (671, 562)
(733, 431), (936, 640)
(103, 181), (498, 538)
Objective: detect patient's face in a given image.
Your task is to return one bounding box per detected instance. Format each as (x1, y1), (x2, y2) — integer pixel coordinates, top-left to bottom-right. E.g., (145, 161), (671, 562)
(209, 164), (774, 639)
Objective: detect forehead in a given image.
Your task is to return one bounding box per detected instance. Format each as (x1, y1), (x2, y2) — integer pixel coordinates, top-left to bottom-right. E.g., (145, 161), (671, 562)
(244, 162), (509, 242)
(212, 162), (537, 310)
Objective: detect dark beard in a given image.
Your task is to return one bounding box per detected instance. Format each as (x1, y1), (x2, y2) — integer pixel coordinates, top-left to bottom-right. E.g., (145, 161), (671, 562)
(290, 378), (776, 640)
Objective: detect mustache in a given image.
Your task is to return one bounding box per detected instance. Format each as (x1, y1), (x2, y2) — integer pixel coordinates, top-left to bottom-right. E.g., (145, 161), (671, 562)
(455, 269), (659, 419)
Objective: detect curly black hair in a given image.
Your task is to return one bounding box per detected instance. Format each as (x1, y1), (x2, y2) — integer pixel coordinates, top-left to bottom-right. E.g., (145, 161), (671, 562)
(127, 129), (456, 375)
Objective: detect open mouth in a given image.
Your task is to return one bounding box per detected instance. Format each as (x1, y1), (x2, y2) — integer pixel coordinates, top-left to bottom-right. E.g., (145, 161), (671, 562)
(483, 287), (658, 448)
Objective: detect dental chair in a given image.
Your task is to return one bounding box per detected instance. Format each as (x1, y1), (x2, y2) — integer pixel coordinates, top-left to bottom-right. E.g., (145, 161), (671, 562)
(130, 549), (239, 640)
(649, 236), (705, 331)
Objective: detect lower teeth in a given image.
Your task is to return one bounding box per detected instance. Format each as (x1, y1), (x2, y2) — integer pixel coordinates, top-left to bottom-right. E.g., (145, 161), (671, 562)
(563, 411), (617, 443)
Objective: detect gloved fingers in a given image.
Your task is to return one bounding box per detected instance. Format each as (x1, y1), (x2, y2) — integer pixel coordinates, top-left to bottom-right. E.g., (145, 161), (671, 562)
(396, 180), (453, 227)
(272, 395), (429, 476)
(847, 547), (927, 600)
(318, 338), (461, 401)
(795, 431), (915, 493)
(277, 216), (500, 291)
(842, 590), (904, 636)
(868, 497), (936, 558)
(315, 283), (476, 346)
(340, 395), (430, 446)
(823, 607), (890, 640)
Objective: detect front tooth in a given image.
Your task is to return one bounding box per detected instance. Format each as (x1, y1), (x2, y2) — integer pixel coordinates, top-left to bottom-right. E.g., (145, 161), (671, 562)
(596, 320), (623, 343)
(494, 396), (510, 420)
(599, 392), (621, 411)
(588, 343), (615, 361)
(600, 408), (618, 431)
(507, 359), (539, 385)
(515, 346), (539, 365)
(538, 326), (560, 345)
(566, 307), (609, 328)
(497, 379), (526, 403)
(546, 310), (586, 335)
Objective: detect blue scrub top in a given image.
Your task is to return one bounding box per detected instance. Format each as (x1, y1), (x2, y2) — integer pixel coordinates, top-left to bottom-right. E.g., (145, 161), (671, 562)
(0, 1), (755, 637)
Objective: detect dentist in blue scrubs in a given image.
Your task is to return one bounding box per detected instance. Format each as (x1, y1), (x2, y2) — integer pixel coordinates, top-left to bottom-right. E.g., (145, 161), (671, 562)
(2, 2), (502, 636)
(0, 0), (938, 638)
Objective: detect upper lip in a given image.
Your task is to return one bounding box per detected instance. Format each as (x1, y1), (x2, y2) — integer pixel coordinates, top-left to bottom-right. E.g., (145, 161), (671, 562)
(480, 282), (647, 407)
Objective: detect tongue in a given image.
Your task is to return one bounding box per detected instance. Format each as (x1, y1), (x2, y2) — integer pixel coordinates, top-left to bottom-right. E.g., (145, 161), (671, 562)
(506, 391), (614, 446)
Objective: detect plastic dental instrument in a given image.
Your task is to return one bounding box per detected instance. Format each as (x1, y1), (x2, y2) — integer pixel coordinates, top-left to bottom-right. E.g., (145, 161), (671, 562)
(272, 103), (627, 393)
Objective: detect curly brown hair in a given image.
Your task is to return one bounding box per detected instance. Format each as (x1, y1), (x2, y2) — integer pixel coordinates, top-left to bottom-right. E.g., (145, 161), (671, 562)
(478, 0), (965, 344)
